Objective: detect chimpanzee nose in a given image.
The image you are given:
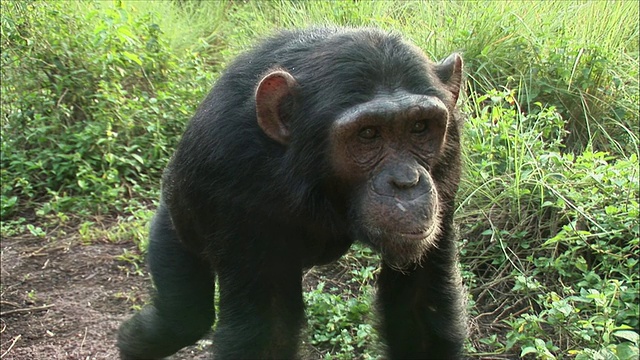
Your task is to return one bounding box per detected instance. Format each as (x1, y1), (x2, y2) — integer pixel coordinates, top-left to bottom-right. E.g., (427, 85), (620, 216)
(372, 163), (427, 198)
(390, 167), (420, 189)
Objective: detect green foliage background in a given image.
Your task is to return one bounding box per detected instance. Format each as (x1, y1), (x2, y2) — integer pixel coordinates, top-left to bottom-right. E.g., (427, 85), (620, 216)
(1, 1), (638, 359)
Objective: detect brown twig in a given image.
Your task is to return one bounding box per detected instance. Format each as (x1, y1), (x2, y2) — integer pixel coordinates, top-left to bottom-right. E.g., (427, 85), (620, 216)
(0, 301), (20, 308)
(0, 334), (21, 359)
(79, 327), (88, 353)
(474, 298), (510, 321)
(24, 244), (68, 258)
(0, 304), (55, 316)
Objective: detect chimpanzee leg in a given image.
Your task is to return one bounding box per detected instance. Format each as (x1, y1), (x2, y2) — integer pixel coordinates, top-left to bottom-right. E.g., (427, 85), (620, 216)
(211, 236), (305, 359)
(377, 231), (467, 360)
(118, 204), (215, 359)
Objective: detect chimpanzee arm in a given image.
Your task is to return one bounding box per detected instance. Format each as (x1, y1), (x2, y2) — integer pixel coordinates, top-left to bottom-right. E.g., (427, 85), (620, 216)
(377, 225), (468, 360)
(118, 203), (216, 359)
(211, 224), (306, 359)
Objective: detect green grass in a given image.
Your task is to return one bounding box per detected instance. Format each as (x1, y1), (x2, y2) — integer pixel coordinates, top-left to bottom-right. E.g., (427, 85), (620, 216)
(1, 1), (638, 359)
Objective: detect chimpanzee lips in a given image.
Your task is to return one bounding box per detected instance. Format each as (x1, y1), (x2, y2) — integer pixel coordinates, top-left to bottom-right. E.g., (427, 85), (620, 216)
(399, 226), (434, 240)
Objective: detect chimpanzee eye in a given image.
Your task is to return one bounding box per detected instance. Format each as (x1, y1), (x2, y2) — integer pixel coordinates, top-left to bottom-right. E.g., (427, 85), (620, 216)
(411, 120), (428, 134)
(358, 127), (379, 140)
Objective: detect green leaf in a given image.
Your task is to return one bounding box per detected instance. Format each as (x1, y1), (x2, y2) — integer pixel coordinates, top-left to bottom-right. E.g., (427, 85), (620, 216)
(616, 342), (639, 360)
(613, 330), (639, 345)
(520, 346), (537, 356)
(122, 51), (142, 65)
(131, 154), (144, 165)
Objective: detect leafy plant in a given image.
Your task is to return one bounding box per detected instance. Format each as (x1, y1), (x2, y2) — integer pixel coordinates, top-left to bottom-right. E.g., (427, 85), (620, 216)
(1, 1), (213, 218)
(305, 282), (378, 360)
(459, 90), (638, 359)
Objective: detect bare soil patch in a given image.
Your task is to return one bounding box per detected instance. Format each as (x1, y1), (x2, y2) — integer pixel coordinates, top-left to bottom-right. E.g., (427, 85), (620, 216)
(1, 227), (501, 359)
(0, 234), (210, 359)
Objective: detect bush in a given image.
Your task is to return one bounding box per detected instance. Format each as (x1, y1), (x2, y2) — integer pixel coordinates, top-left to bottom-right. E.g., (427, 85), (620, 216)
(459, 90), (639, 359)
(1, 1), (213, 218)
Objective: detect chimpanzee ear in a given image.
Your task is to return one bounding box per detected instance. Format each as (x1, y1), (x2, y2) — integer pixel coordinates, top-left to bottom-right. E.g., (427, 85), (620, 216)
(255, 70), (298, 145)
(435, 53), (463, 103)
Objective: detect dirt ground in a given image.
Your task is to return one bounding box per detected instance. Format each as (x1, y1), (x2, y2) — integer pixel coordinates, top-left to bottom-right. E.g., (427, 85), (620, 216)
(1, 226), (501, 360)
(0, 233), (211, 360)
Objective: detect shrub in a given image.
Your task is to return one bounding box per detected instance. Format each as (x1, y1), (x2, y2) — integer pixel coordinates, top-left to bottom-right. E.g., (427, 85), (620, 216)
(1, 1), (213, 218)
(459, 90), (639, 359)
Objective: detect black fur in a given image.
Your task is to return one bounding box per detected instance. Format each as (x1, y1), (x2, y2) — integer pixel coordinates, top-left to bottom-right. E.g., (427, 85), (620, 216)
(118, 27), (468, 359)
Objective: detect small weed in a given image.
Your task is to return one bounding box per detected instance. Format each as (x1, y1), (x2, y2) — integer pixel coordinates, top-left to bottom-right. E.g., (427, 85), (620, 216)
(116, 249), (145, 277)
(26, 289), (38, 302)
(114, 290), (145, 310)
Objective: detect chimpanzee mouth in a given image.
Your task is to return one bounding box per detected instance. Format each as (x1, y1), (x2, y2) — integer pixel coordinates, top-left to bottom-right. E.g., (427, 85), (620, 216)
(399, 227), (435, 240)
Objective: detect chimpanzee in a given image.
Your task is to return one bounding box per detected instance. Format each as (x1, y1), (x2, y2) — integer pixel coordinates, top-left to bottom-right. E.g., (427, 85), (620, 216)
(118, 27), (468, 359)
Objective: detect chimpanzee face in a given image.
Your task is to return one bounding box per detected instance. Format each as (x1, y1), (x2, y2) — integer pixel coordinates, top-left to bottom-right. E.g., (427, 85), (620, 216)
(329, 90), (453, 268)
